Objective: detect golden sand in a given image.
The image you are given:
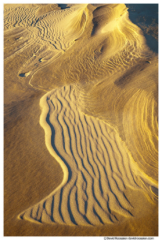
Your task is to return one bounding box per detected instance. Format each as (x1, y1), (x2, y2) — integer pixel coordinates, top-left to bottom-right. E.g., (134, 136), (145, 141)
(4, 3), (158, 236)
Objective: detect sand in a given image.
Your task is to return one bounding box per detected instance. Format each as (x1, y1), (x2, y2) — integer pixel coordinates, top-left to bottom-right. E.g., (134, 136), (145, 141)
(4, 3), (158, 236)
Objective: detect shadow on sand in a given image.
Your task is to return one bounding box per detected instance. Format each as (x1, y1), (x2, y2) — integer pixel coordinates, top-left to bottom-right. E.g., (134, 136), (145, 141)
(58, 4), (69, 10)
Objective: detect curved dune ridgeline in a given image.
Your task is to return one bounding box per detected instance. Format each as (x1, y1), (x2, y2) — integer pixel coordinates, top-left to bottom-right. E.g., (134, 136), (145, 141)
(28, 4), (153, 89)
(18, 85), (157, 225)
(4, 3), (158, 229)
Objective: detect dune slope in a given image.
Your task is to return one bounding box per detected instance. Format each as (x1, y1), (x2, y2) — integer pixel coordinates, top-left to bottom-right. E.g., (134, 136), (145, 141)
(18, 85), (157, 226)
(4, 3), (158, 232)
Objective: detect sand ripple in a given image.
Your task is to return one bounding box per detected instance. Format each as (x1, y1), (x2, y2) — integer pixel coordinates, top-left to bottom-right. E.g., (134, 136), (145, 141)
(4, 3), (158, 228)
(4, 4), (88, 82)
(18, 85), (156, 225)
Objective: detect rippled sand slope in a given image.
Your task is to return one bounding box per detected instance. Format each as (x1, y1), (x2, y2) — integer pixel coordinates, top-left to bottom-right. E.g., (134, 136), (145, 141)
(4, 3), (158, 235)
(18, 85), (157, 225)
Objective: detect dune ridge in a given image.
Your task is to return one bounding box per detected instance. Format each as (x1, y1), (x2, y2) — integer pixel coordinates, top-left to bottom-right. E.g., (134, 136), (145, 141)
(4, 3), (152, 89)
(18, 85), (157, 226)
(4, 3), (158, 231)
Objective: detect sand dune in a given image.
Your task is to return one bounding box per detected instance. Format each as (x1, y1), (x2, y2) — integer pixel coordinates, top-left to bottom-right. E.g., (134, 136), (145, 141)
(76, 56), (158, 183)
(28, 4), (154, 93)
(4, 3), (158, 235)
(18, 85), (157, 225)
(4, 4), (88, 83)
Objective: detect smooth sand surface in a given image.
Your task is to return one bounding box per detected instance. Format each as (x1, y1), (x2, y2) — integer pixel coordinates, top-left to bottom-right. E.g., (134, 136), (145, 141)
(4, 3), (158, 236)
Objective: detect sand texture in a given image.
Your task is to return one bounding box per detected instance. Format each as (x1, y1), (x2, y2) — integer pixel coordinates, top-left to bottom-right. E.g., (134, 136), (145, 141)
(4, 3), (158, 236)
(18, 85), (157, 226)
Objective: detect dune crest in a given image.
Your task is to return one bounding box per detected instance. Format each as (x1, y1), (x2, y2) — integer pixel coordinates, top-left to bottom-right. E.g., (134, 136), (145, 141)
(18, 85), (157, 226)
